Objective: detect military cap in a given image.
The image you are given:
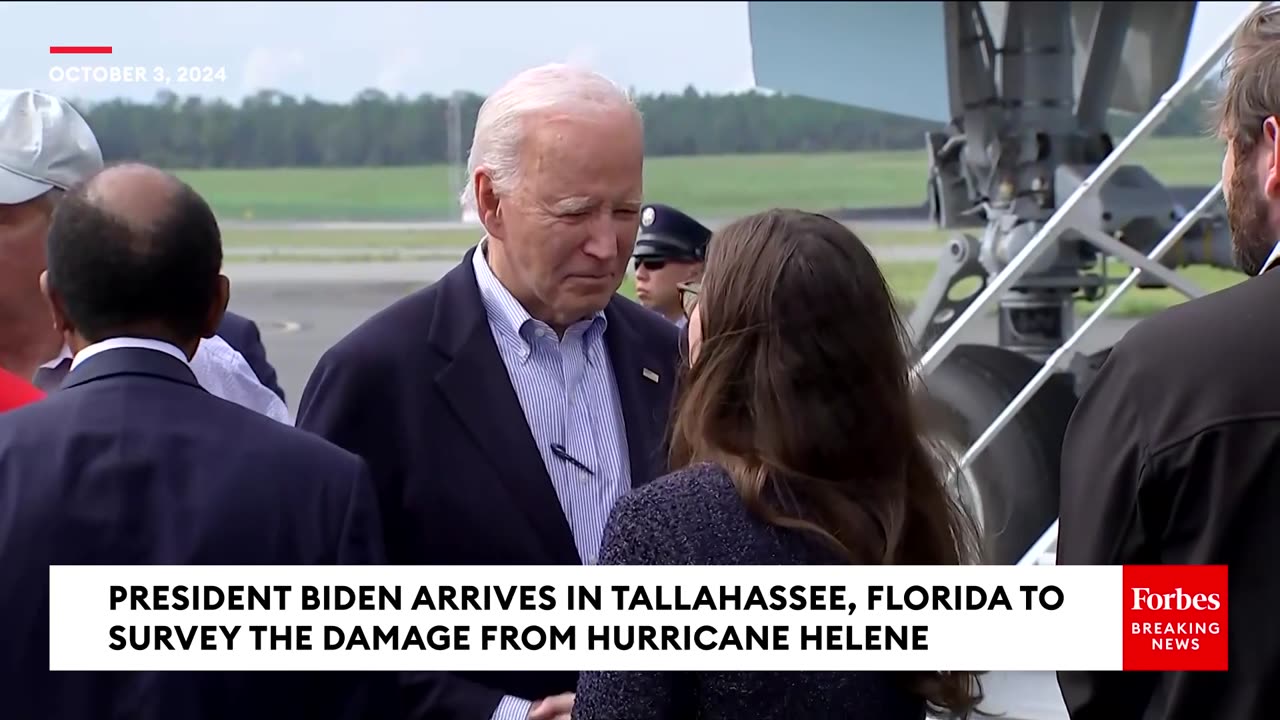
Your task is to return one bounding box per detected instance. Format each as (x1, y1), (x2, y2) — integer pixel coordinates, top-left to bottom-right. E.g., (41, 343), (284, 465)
(634, 203), (711, 262)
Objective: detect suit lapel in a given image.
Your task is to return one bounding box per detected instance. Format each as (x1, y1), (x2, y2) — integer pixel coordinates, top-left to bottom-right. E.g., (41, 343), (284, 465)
(430, 251), (581, 565)
(604, 300), (665, 489)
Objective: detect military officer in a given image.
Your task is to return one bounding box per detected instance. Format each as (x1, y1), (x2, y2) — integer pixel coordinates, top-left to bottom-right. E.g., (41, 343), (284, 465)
(632, 202), (711, 327)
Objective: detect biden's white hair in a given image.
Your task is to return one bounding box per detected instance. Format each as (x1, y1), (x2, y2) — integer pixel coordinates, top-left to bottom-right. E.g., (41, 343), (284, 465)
(460, 63), (640, 213)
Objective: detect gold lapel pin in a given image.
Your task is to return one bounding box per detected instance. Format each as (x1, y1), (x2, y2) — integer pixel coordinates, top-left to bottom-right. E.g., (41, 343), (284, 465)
(642, 368), (660, 383)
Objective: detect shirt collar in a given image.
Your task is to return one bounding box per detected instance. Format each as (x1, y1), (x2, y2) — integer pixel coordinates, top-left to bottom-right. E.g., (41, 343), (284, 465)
(471, 239), (607, 361)
(1261, 239), (1280, 276)
(41, 343), (72, 370)
(70, 337), (189, 372)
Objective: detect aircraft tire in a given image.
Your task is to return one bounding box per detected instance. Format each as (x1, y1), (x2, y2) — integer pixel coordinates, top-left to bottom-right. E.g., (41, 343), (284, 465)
(918, 344), (1080, 565)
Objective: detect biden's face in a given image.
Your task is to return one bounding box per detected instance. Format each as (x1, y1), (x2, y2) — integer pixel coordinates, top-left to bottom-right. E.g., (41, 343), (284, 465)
(480, 107), (645, 330)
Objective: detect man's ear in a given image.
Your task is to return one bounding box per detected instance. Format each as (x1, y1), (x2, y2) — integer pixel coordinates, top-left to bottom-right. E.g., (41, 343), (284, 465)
(39, 270), (71, 334)
(1263, 117), (1280, 199)
(202, 275), (230, 339)
(475, 171), (506, 239)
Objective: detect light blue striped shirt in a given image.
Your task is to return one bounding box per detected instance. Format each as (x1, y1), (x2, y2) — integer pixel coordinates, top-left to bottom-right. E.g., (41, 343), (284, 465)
(473, 242), (634, 719)
(471, 242), (633, 560)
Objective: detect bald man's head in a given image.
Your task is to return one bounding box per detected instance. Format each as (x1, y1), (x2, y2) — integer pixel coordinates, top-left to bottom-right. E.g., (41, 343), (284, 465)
(41, 162), (228, 348)
(82, 163), (187, 232)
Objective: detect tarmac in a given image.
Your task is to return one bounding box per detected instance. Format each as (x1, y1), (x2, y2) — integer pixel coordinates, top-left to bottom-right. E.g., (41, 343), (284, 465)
(217, 214), (957, 405)
(223, 252), (1138, 422)
(217, 217), (937, 234)
(224, 243), (945, 264)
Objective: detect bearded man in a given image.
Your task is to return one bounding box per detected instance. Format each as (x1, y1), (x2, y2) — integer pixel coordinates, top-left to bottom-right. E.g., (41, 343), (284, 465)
(1055, 7), (1280, 720)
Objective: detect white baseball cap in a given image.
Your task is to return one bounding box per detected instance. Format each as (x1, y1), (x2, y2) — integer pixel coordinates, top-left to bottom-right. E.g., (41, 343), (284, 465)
(0, 89), (104, 205)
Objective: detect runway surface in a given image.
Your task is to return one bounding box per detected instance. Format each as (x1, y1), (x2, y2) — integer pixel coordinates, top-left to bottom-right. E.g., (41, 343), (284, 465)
(216, 184), (1218, 235)
(225, 242), (943, 264)
(225, 258), (1138, 424)
(217, 217), (936, 234)
(223, 257), (1130, 720)
(220, 225), (954, 407)
(217, 192), (1177, 404)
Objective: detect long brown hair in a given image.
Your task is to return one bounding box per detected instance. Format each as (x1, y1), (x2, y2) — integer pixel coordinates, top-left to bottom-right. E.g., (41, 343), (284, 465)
(670, 208), (984, 716)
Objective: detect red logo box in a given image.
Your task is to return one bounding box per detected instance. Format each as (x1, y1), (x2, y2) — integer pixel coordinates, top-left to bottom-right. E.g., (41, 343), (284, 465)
(1122, 565), (1228, 671)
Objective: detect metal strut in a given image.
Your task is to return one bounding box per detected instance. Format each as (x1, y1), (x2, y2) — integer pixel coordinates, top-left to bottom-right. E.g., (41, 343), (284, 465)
(914, 2), (1260, 378)
(911, 2), (1268, 566)
(1007, 181), (1223, 565)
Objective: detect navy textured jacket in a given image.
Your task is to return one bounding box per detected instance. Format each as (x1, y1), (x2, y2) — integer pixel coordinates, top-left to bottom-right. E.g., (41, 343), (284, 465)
(573, 461), (929, 720)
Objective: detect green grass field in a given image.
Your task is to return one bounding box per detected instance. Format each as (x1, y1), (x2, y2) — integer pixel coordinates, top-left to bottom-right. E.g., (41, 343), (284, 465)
(183, 136), (1227, 222)
(221, 230), (1249, 320)
(609, 261), (1247, 320)
(868, 261), (1247, 319)
(208, 136), (1243, 318)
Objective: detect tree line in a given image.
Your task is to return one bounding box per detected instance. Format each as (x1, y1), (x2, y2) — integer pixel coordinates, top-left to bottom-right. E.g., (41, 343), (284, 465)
(68, 83), (1221, 170)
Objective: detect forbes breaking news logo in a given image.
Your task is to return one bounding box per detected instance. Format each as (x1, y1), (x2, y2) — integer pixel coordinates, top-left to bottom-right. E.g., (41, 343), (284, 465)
(1123, 565), (1228, 671)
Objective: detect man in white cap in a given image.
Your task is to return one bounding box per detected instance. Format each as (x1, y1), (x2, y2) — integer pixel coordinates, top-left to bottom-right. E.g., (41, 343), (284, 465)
(0, 88), (289, 423)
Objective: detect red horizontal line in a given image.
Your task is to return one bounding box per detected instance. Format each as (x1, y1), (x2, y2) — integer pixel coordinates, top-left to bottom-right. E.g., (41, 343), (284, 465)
(50, 46), (112, 54)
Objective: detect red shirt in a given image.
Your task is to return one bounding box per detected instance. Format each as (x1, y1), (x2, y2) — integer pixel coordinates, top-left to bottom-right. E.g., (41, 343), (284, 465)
(0, 368), (44, 412)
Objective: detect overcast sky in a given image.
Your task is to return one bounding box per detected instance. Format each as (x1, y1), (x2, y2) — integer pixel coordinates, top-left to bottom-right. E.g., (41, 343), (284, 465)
(0, 1), (1257, 105)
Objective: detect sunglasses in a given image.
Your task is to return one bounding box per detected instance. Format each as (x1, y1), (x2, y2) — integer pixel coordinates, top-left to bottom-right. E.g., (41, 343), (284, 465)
(634, 258), (667, 271)
(677, 281), (700, 320)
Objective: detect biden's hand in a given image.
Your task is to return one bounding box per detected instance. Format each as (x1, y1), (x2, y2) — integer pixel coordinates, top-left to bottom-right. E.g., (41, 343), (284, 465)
(528, 692), (574, 720)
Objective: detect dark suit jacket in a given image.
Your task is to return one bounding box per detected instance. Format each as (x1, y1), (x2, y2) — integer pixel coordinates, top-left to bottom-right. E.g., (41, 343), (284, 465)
(0, 347), (393, 720)
(218, 310), (286, 403)
(296, 248), (681, 719)
(1058, 269), (1280, 720)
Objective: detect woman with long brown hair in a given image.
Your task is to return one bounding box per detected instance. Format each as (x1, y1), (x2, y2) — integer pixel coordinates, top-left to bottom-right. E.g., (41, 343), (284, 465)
(572, 208), (984, 719)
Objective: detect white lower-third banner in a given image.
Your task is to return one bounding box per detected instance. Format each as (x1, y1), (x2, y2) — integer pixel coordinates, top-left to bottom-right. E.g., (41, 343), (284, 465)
(47, 564), (1227, 672)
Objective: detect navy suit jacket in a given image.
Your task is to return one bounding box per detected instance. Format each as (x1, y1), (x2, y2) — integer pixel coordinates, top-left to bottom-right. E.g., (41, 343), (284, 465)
(296, 248), (682, 719)
(218, 310), (286, 403)
(0, 347), (393, 720)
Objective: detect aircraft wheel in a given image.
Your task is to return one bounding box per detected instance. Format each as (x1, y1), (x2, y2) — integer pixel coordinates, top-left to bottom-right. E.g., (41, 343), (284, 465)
(919, 344), (1079, 565)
